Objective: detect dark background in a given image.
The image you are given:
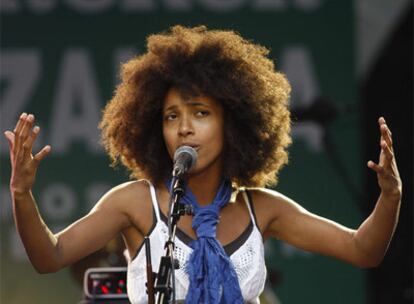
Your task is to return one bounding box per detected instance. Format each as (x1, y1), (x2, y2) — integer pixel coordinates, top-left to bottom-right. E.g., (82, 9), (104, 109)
(362, 6), (413, 304)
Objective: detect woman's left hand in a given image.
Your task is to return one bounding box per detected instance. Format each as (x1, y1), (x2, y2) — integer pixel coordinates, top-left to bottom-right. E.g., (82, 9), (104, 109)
(367, 117), (402, 200)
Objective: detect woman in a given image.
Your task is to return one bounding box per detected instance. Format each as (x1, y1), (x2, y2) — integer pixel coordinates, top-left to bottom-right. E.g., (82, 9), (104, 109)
(4, 25), (402, 303)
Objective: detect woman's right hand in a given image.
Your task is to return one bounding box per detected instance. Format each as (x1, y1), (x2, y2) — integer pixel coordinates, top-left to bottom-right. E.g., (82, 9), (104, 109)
(4, 113), (51, 197)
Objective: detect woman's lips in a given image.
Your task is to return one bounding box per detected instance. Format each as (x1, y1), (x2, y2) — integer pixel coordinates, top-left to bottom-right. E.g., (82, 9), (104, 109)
(179, 144), (200, 151)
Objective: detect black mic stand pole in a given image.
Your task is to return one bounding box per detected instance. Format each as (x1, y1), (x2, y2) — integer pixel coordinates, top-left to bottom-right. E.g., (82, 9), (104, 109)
(147, 175), (192, 304)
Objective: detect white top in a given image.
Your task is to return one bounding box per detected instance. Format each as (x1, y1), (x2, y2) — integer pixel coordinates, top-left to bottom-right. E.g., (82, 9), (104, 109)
(127, 182), (266, 303)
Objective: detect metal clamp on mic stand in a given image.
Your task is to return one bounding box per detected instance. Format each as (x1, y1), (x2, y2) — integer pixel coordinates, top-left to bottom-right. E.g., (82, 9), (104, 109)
(145, 146), (197, 304)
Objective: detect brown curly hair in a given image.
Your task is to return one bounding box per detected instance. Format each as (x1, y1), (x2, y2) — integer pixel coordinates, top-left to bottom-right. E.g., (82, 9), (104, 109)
(99, 25), (291, 187)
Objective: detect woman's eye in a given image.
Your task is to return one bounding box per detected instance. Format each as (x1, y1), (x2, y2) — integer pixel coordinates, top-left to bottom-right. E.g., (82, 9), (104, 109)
(165, 113), (177, 121)
(196, 110), (209, 117)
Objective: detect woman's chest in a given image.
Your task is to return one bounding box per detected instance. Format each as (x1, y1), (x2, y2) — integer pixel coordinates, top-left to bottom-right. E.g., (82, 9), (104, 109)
(168, 202), (252, 246)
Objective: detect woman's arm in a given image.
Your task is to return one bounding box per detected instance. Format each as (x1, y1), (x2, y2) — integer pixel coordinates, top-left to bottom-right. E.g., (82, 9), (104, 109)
(11, 186), (132, 273)
(4, 113), (132, 273)
(257, 117), (402, 268)
(353, 117), (402, 265)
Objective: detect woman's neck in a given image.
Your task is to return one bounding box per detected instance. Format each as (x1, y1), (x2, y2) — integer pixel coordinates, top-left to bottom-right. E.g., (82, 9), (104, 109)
(186, 166), (223, 206)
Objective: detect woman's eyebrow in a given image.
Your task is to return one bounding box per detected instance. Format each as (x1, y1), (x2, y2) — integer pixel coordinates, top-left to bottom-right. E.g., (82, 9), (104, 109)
(163, 100), (209, 112)
(187, 101), (209, 107)
(163, 104), (178, 112)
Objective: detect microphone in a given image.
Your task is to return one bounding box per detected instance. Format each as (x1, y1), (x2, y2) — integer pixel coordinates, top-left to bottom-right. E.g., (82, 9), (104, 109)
(172, 146), (197, 178)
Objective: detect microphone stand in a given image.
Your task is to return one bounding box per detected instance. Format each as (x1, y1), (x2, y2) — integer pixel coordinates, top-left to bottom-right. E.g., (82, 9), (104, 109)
(146, 175), (193, 304)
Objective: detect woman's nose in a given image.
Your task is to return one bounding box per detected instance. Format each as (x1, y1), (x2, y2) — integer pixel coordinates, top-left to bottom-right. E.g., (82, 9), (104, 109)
(178, 115), (194, 137)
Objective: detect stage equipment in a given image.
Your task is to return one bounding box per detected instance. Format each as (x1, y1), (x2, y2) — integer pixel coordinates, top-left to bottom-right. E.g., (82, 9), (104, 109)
(83, 267), (129, 303)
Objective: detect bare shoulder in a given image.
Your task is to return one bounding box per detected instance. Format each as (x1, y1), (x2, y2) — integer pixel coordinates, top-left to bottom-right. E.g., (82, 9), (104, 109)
(247, 187), (300, 209)
(245, 188), (306, 238)
(92, 180), (153, 216)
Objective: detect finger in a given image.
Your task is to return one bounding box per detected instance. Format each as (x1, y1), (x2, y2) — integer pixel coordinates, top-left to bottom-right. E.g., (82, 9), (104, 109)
(15, 114), (34, 159)
(19, 114), (35, 143)
(4, 131), (15, 148)
(381, 123), (392, 139)
(33, 145), (51, 163)
(13, 113), (28, 151)
(13, 112), (27, 133)
(23, 125), (40, 156)
(380, 123), (393, 149)
(381, 141), (394, 168)
(367, 160), (385, 175)
(4, 131), (16, 158)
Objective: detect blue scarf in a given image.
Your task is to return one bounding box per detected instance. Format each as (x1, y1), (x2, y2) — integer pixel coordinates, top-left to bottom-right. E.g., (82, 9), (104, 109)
(166, 178), (243, 304)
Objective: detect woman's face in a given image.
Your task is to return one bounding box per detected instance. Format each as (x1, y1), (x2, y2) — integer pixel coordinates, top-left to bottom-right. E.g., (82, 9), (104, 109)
(162, 87), (224, 177)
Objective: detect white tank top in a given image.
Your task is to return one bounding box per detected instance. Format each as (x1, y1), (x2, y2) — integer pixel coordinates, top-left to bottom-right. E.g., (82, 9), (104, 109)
(127, 182), (266, 303)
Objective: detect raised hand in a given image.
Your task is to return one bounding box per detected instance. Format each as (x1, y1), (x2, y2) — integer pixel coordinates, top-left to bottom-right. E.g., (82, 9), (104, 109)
(4, 113), (51, 196)
(367, 117), (402, 200)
